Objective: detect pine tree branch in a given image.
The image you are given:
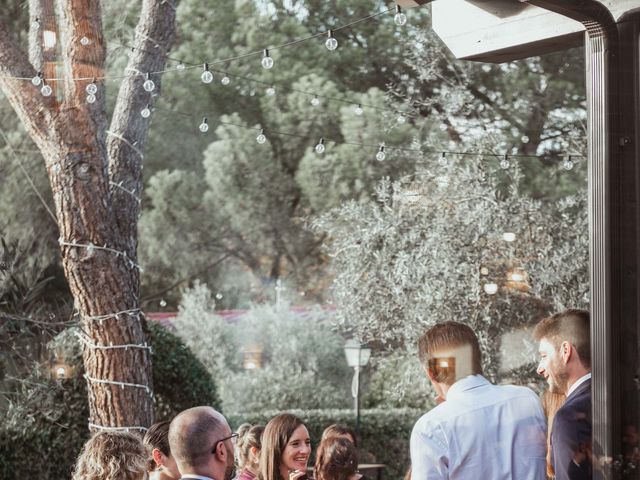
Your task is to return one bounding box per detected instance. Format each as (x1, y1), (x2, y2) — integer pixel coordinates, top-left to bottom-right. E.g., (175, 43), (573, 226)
(107, 0), (177, 262)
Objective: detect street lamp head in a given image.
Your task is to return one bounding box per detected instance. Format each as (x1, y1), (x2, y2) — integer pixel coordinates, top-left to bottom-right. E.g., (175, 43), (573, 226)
(344, 339), (371, 368)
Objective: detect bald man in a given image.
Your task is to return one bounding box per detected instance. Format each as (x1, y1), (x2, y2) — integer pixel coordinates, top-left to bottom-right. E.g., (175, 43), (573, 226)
(168, 406), (237, 480)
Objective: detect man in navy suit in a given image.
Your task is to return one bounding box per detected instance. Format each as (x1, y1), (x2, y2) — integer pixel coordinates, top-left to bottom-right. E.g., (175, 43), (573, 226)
(534, 309), (593, 480)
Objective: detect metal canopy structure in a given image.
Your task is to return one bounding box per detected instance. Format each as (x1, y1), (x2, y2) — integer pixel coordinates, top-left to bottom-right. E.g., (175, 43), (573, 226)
(427, 1), (640, 477)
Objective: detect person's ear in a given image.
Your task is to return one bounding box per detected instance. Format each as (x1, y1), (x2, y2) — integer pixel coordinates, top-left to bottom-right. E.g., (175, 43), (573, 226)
(560, 341), (572, 364)
(250, 446), (259, 463)
(425, 366), (436, 383)
(152, 448), (165, 468)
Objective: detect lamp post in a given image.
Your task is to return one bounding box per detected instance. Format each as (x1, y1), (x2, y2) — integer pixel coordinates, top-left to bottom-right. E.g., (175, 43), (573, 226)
(344, 339), (371, 440)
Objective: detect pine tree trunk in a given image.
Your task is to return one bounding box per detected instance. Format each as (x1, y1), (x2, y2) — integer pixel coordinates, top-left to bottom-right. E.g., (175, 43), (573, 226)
(0, 0), (177, 430)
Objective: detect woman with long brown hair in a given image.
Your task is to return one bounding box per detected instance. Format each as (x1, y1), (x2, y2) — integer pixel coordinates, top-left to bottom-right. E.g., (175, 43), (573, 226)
(314, 437), (361, 480)
(260, 413), (312, 480)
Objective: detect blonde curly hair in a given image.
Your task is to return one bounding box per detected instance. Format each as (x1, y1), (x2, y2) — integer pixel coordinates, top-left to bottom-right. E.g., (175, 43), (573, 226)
(72, 431), (148, 480)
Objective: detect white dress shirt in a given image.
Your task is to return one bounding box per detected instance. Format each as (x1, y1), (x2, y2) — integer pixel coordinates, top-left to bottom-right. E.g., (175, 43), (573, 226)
(566, 372), (591, 398)
(410, 375), (547, 480)
(181, 475), (215, 480)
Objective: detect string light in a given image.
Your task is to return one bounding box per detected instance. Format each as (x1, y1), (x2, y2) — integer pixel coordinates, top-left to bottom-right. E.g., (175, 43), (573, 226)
(354, 104), (364, 116)
(148, 103), (584, 165)
(89, 423), (148, 433)
(86, 81), (98, 95)
(266, 85), (276, 96)
(176, 61), (185, 71)
(80, 36), (91, 46)
(376, 144), (386, 161)
(311, 96), (320, 106)
(199, 117), (209, 133)
(82, 308), (141, 324)
(201, 63), (213, 84)
(84, 374), (153, 398)
(86, 93), (96, 104)
(58, 239), (143, 271)
(438, 152), (448, 167)
(502, 232), (516, 242)
(41, 81), (52, 97)
(77, 331), (153, 353)
(397, 114), (406, 124)
(325, 30), (338, 51)
(500, 154), (510, 169)
(221, 75), (231, 85)
(261, 49), (274, 69)
(394, 4), (407, 26)
(140, 105), (151, 118)
(483, 283), (499, 295)
(256, 129), (267, 144)
(315, 137), (325, 154)
(31, 72), (42, 86)
(562, 155), (574, 171)
(142, 73), (155, 92)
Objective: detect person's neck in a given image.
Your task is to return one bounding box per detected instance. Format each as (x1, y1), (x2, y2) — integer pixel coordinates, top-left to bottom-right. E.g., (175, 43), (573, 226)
(181, 469), (216, 480)
(565, 368), (591, 395)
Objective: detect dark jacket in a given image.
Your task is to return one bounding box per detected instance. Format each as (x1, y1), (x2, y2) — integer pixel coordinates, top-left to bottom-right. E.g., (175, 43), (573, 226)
(551, 378), (592, 480)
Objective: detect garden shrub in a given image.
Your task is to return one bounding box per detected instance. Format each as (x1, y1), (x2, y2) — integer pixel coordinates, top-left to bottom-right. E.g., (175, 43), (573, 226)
(0, 321), (219, 479)
(229, 408), (422, 480)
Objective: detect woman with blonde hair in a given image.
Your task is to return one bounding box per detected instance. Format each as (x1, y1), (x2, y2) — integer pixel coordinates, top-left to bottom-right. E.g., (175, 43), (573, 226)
(72, 430), (148, 480)
(314, 437), (361, 480)
(260, 413), (311, 480)
(237, 424), (265, 480)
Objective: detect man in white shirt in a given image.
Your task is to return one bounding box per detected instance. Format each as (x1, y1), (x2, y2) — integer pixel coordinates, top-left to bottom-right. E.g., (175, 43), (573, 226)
(169, 406), (237, 480)
(534, 309), (593, 480)
(410, 321), (547, 479)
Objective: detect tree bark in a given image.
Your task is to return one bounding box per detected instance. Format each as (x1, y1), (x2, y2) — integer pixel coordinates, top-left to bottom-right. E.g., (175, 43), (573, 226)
(0, 0), (177, 430)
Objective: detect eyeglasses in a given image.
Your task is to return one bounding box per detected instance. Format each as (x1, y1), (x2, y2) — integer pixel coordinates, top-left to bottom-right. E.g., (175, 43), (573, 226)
(212, 432), (239, 453)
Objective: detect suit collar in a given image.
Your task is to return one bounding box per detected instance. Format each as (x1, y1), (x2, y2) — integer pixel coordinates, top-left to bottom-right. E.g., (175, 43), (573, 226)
(566, 376), (591, 402)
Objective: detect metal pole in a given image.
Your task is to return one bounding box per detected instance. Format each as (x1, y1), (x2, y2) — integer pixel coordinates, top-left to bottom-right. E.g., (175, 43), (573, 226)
(355, 365), (361, 440)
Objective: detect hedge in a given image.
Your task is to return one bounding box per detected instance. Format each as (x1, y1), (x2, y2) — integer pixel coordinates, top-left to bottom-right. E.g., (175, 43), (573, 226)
(0, 321), (220, 479)
(229, 408), (422, 480)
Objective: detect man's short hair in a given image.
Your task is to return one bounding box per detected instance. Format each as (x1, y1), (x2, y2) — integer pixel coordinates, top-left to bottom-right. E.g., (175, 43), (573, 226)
(417, 321), (483, 382)
(533, 309), (590, 368)
(169, 407), (225, 470)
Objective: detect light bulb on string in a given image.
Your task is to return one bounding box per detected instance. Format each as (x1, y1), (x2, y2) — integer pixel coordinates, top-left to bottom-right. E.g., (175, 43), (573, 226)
(310, 96), (320, 106)
(85, 81), (97, 95)
(315, 137), (325, 154)
(438, 152), (448, 167)
(261, 49), (274, 69)
(31, 72), (42, 86)
(199, 117), (209, 133)
(354, 104), (364, 116)
(483, 283), (499, 295)
(500, 154), (510, 170)
(397, 114), (406, 124)
(176, 62), (185, 71)
(394, 4), (407, 26)
(266, 86), (276, 96)
(140, 105), (151, 118)
(201, 63), (213, 83)
(376, 144), (386, 162)
(562, 155), (574, 171)
(86, 93), (96, 104)
(41, 82), (52, 97)
(256, 129), (267, 144)
(502, 232), (516, 242)
(143, 73), (155, 92)
(80, 36), (91, 46)
(325, 30), (338, 51)
(221, 75), (230, 85)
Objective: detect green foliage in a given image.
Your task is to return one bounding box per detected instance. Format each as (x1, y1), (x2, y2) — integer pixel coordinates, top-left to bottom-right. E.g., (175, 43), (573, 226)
(229, 408), (422, 480)
(172, 282), (353, 413)
(313, 157), (588, 387)
(0, 321), (218, 480)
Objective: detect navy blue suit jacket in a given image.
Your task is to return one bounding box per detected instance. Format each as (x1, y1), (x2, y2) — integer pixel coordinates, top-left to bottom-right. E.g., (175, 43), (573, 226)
(551, 378), (592, 480)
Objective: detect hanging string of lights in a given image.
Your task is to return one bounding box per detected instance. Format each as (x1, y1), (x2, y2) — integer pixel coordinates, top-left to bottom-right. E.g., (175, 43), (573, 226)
(149, 103), (585, 166)
(1, 4), (400, 86)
